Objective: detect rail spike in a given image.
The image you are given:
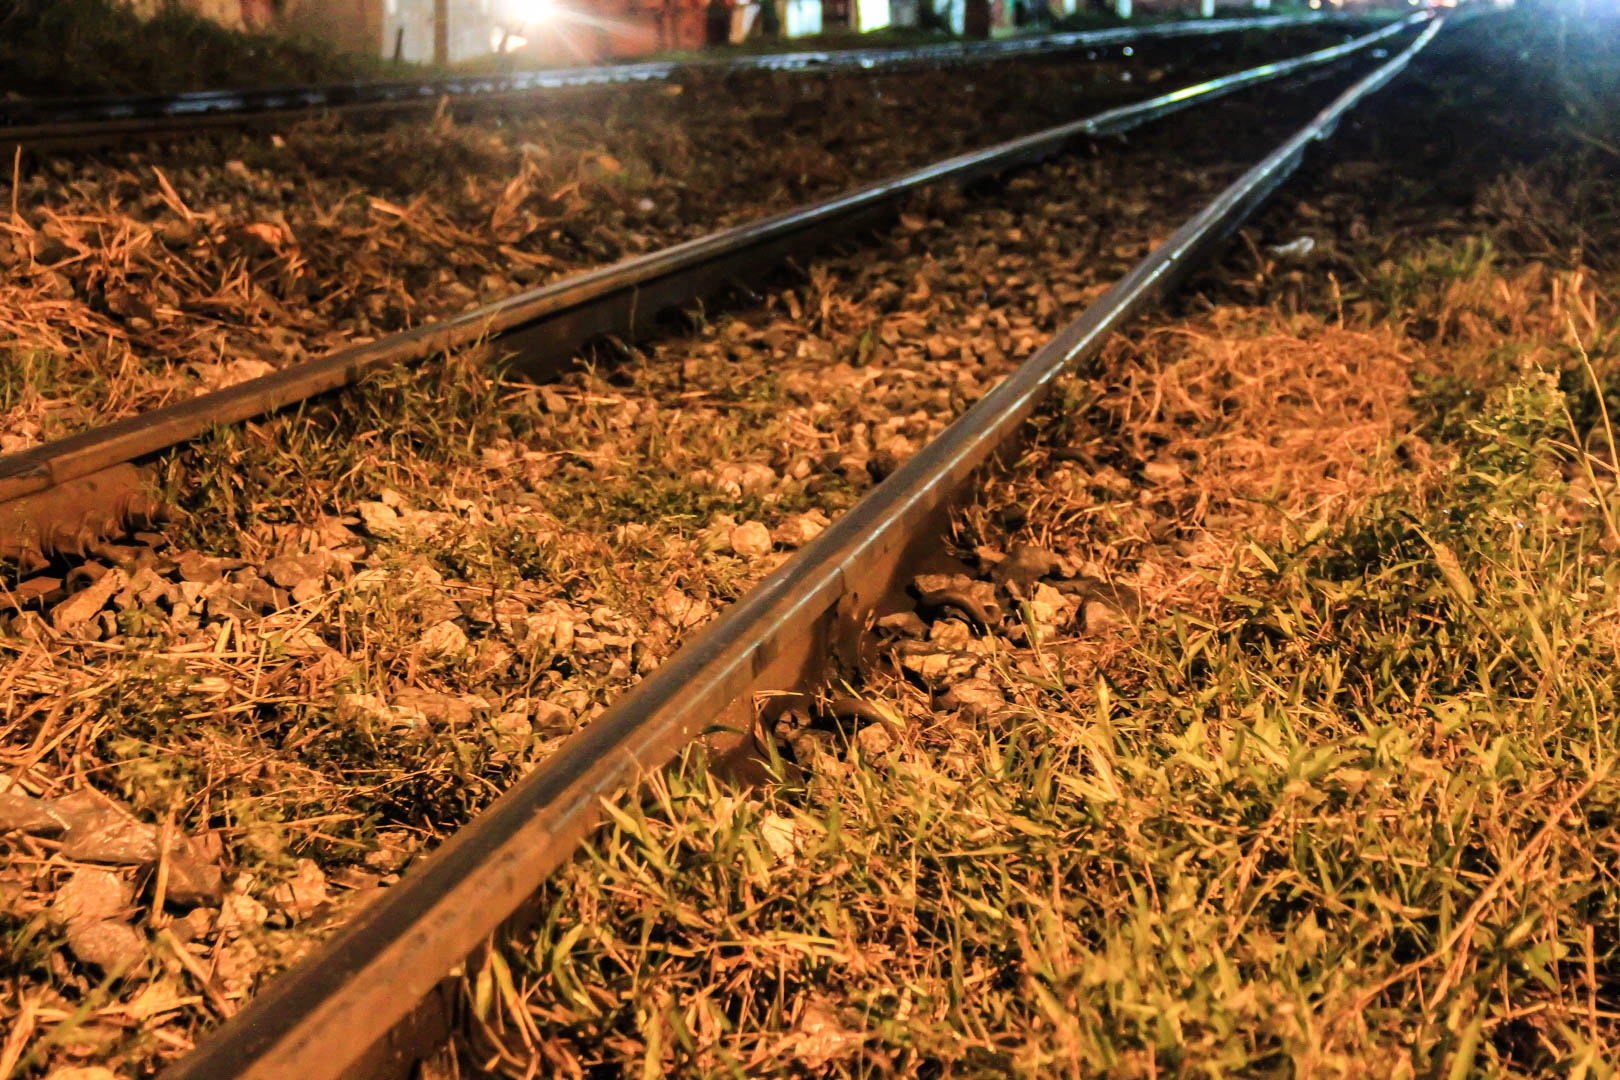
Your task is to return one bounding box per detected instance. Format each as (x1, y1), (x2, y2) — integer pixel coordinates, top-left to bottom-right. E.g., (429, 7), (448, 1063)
(0, 464), (168, 571)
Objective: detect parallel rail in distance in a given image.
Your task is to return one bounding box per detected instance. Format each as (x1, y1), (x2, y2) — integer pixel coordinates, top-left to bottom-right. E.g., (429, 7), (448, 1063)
(0, 12), (1373, 148)
(157, 14), (1453, 1080)
(0, 13), (1431, 565)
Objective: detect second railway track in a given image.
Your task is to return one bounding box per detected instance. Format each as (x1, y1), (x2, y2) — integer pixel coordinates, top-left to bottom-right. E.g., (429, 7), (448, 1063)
(0, 14), (1428, 565)
(1, 12), (1371, 152)
(0, 14), (1385, 476)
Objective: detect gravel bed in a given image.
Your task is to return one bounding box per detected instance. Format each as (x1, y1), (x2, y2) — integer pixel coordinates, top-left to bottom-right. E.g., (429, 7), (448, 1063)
(0, 25), (1366, 450)
(0, 54), (1393, 1077)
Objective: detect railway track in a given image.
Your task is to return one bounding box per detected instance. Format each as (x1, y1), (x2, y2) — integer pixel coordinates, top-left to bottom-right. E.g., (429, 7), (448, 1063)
(152, 19), (1452, 1079)
(0, 14), (1427, 569)
(0, 7), (1493, 1077)
(0, 12), (1373, 152)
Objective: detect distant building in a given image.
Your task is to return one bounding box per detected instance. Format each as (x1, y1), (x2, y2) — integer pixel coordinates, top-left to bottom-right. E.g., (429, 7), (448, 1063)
(129, 0), (384, 54)
(132, 0), (1222, 66)
(146, 0), (724, 62)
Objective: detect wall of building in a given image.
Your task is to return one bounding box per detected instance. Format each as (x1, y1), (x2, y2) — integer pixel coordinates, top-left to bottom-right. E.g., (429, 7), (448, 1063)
(370, 0), (717, 64)
(280, 0), (385, 54)
(125, 0), (251, 27)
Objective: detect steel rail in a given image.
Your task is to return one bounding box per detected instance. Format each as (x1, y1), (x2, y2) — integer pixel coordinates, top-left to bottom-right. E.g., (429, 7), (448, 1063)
(0, 13), (1429, 564)
(0, 11), (1361, 138)
(156, 14), (1449, 1080)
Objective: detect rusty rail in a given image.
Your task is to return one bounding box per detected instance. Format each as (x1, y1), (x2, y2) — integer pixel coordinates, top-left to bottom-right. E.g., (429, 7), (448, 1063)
(157, 13), (1450, 1080)
(0, 12), (1430, 568)
(0, 11), (1366, 149)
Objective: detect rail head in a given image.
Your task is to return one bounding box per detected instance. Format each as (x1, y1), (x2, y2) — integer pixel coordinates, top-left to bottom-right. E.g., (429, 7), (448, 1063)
(154, 13), (1454, 1080)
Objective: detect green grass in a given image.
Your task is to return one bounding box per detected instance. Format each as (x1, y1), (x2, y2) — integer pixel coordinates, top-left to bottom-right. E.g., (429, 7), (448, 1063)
(485, 334), (1619, 1074)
